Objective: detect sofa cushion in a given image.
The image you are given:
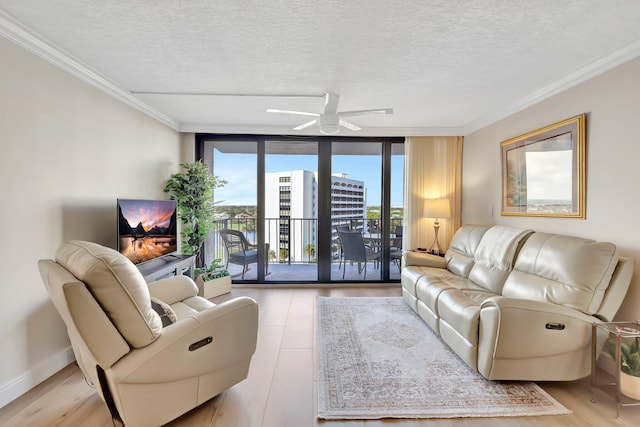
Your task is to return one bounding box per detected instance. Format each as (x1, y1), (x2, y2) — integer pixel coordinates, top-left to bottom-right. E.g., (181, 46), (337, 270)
(468, 226), (533, 294)
(468, 266), (513, 295)
(416, 272), (485, 315)
(401, 265), (430, 296)
(502, 233), (619, 315)
(437, 288), (497, 346)
(444, 224), (492, 277)
(474, 226), (532, 271)
(55, 240), (162, 348)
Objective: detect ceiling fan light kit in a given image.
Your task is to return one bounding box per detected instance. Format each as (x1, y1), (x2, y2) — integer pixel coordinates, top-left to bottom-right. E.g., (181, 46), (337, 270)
(267, 92), (393, 134)
(319, 114), (340, 134)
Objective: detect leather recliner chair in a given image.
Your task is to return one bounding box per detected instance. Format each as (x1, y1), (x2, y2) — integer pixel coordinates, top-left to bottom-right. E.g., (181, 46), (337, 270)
(38, 240), (258, 426)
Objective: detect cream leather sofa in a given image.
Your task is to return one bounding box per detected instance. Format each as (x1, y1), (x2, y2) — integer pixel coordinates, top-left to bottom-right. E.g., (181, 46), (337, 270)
(39, 241), (258, 427)
(402, 225), (634, 381)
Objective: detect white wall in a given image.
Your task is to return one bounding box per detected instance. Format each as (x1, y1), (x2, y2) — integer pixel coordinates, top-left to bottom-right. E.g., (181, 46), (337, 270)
(0, 37), (183, 407)
(462, 57), (640, 321)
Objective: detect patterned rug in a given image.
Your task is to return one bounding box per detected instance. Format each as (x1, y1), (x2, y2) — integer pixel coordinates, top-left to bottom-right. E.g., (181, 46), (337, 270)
(316, 297), (572, 420)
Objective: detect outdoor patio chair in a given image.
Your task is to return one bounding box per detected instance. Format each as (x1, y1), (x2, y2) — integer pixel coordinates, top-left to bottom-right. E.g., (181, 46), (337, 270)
(337, 230), (380, 279)
(220, 229), (268, 279)
(335, 225), (351, 269)
(390, 225), (403, 271)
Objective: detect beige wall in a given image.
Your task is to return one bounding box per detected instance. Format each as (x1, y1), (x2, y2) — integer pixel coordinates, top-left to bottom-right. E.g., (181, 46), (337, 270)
(462, 57), (640, 321)
(0, 38), (183, 406)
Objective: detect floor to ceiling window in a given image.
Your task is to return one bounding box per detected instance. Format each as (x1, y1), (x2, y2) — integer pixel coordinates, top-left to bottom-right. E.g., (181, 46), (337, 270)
(330, 141), (382, 281)
(199, 134), (403, 284)
(264, 139), (318, 282)
(201, 138), (265, 280)
(390, 143), (405, 279)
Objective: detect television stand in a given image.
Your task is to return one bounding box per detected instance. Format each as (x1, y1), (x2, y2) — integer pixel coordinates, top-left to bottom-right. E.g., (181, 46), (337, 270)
(136, 254), (196, 283)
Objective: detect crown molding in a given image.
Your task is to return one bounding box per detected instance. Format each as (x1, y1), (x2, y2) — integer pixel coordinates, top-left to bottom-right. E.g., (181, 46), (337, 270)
(461, 38), (640, 135)
(0, 9), (180, 131)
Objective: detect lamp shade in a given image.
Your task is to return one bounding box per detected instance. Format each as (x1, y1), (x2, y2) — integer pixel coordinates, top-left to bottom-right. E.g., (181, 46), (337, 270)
(423, 198), (451, 219)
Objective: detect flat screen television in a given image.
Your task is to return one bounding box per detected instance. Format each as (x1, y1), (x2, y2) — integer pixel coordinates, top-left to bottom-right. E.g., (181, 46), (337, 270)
(117, 198), (178, 265)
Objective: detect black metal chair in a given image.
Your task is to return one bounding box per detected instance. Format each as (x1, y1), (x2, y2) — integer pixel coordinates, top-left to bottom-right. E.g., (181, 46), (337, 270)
(220, 229), (268, 279)
(390, 225), (403, 271)
(337, 230), (380, 279)
(335, 225), (351, 269)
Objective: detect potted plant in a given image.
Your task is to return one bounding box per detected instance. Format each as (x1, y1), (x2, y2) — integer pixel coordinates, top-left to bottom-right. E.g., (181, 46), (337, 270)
(194, 258), (232, 298)
(164, 161), (229, 297)
(604, 335), (640, 400)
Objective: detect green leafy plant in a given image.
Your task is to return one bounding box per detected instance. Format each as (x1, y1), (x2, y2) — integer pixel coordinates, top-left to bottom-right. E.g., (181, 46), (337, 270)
(163, 161), (226, 267)
(195, 258), (230, 281)
(305, 243), (315, 262)
(604, 336), (640, 377)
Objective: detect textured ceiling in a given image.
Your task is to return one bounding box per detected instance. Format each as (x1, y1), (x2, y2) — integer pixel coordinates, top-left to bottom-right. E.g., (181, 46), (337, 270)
(1, 1), (640, 136)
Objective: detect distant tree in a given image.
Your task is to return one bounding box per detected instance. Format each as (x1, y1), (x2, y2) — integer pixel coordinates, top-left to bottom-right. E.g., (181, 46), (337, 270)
(305, 244), (315, 262)
(366, 207), (381, 218)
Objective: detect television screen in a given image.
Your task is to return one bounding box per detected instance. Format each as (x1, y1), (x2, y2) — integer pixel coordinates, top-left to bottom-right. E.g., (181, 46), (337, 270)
(117, 199), (178, 265)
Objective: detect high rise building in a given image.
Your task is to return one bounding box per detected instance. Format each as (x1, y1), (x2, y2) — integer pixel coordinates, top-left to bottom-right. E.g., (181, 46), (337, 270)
(265, 170), (366, 263)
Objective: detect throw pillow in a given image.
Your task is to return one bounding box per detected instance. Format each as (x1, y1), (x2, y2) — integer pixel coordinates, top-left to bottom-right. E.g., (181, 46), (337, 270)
(150, 297), (177, 327)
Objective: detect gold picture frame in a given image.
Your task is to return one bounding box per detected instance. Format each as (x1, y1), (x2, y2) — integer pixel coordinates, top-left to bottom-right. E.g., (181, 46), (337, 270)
(501, 114), (586, 218)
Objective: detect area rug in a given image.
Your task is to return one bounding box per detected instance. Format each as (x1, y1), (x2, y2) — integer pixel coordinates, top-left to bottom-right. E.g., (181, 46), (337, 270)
(316, 297), (571, 420)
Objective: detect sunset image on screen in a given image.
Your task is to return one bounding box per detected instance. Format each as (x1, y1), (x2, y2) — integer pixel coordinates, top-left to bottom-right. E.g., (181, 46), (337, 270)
(117, 199), (178, 264)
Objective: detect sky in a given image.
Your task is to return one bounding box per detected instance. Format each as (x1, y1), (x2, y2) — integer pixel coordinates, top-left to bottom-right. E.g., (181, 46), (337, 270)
(213, 151), (404, 207)
(525, 151), (572, 200)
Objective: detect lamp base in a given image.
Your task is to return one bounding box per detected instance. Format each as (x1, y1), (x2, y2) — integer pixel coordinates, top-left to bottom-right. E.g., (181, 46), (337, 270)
(429, 221), (443, 255)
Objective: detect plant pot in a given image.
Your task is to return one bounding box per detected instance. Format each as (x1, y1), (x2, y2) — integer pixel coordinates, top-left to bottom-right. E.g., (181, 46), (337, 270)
(620, 371), (640, 400)
(195, 274), (232, 299)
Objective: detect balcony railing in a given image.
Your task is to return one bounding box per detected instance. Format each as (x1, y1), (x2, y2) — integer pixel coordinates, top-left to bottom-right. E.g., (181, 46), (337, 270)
(206, 217), (403, 281)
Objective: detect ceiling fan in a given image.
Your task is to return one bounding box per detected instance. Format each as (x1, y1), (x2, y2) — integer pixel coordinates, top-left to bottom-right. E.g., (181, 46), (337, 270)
(266, 93), (393, 135)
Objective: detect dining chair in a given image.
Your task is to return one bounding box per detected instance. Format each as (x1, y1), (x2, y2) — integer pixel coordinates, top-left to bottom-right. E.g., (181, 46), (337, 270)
(335, 225), (351, 269)
(390, 225), (403, 271)
(337, 230), (380, 279)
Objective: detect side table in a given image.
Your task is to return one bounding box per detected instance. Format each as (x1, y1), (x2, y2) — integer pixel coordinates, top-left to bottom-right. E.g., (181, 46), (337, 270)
(410, 248), (445, 257)
(591, 320), (640, 417)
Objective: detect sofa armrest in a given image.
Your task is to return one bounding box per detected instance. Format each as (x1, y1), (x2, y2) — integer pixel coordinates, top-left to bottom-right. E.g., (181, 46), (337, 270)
(148, 275), (199, 304)
(403, 251), (447, 268)
(479, 296), (596, 360)
(108, 296), (258, 383)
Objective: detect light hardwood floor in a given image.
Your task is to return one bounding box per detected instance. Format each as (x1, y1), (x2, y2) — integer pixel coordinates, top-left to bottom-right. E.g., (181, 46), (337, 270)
(1, 286), (639, 427)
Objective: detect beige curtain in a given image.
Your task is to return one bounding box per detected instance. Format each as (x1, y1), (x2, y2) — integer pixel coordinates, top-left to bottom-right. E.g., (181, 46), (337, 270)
(403, 136), (463, 252)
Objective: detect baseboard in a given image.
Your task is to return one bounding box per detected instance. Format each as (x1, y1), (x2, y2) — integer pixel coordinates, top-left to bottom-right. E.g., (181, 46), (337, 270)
(0, 346), (75, 409)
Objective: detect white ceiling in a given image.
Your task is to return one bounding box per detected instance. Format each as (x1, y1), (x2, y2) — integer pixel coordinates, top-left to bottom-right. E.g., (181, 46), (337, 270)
(1, 1), (640, 136)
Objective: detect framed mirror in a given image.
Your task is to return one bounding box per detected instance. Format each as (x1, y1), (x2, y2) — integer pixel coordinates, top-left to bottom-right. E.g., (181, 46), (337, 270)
(501, 114), (586, 218)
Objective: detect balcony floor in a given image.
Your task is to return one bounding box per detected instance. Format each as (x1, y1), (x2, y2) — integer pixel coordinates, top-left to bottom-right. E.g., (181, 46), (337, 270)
(225, 260), (401, 283)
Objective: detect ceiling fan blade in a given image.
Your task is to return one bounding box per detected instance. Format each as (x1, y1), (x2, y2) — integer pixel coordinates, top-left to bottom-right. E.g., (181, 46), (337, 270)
(266, 109), (319, 117)
(294, 119), (318, 130)
(324, 93), (340, 115)
(339, 108), (393, 118)
(339, 119), (361, 131)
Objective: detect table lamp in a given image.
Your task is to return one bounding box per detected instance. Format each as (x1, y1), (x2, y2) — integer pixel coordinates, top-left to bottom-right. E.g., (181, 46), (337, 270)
(423, 198), (451, 255)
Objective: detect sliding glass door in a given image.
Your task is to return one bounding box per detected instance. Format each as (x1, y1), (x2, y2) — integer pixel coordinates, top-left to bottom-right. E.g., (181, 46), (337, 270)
(264, 139), (318, 282)
(202, 138), (266, 280)
(199, 134), (403, 284)
(331, 141), (382, 281)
